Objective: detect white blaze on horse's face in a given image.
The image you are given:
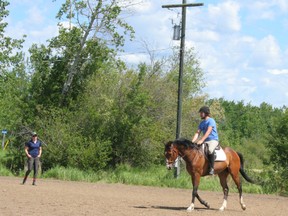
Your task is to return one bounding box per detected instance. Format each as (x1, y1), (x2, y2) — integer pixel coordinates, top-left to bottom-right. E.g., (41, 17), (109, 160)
(164, 143), (177, 170)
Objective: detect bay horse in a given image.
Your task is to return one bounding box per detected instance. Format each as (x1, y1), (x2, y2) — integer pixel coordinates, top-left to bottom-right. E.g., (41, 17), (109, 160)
(164, 138), (254, 211)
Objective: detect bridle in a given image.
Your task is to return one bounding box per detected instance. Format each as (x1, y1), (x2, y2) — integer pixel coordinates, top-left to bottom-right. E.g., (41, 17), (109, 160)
(165, 144), (187, 166)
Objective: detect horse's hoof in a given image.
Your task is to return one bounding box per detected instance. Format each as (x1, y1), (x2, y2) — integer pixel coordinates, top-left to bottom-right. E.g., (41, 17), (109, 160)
(241, 205), (246, 211)
(187, 205), (194, 212)
(219, 206), (225, 211)
(205, 203), (210, 209)
(187, 208), (193, 212)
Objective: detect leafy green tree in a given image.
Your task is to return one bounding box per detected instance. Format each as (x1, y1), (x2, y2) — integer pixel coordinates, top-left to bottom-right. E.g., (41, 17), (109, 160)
(0, 0), (29, 175)
(55, 0), (135, 105)
(266, 108), (288, 194)
(214, 99), (277, 168)
(28, 0), (135, 108)
(0, 0), (27, 132)
(28, 32), (111, 108)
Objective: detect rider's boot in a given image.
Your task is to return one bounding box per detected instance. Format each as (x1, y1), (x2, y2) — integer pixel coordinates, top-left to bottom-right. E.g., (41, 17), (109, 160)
(208, 153), (215, 175)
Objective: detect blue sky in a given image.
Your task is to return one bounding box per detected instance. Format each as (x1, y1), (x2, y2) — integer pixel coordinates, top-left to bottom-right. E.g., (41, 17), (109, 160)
(6, 0), (288, 107)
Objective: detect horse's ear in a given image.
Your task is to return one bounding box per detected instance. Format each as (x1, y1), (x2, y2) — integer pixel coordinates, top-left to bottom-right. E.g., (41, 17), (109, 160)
(165, 141), (173, 146)
(164, 141), (173, 150)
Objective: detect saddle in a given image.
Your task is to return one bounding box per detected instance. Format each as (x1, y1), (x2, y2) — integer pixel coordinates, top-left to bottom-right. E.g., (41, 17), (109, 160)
(202, 143), (226, 161)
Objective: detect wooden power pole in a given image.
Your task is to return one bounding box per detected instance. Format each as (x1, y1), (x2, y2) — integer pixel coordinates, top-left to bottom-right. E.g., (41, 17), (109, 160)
(162, 1), (203, 178)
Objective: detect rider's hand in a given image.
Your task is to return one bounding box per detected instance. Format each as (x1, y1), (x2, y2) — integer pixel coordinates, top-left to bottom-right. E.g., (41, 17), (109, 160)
(197, 140), (203, 145)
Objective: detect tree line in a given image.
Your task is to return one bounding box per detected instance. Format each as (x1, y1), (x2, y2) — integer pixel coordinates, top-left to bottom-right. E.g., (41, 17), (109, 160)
(0, 0), (287, 194)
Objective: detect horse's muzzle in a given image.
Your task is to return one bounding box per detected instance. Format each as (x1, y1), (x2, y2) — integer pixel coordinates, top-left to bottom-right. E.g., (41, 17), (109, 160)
(166, 160), (174, 170)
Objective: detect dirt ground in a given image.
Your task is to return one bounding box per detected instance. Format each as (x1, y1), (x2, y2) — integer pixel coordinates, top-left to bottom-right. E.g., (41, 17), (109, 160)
(0, 176), (287, 216)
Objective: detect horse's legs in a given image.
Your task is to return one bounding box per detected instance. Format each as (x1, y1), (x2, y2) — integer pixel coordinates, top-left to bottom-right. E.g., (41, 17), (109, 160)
(218, 171), (229, 211)
(196, 193), (210, 209)
(230, 170), (246, 210)
(187, 173), (210, 211)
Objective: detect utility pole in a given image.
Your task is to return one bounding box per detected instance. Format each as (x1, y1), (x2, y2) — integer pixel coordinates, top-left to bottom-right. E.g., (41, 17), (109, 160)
(162, 1), (203, 178)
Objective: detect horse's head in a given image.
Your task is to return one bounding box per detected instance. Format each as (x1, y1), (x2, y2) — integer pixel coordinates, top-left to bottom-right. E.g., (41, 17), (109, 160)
(164, 141), (179, 170)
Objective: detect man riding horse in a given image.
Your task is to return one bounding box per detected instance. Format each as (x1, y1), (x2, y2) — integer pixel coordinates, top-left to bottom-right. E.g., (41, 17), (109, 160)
(192, 106), (218, 175)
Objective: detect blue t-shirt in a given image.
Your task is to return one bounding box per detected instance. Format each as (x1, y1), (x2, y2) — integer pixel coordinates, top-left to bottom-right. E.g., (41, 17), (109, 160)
(25, 140), (42, 158)
(198, 117), (219, 141)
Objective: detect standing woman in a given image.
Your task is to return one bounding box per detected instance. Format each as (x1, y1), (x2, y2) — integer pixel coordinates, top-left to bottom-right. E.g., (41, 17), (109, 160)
(22, 132), (42, 185)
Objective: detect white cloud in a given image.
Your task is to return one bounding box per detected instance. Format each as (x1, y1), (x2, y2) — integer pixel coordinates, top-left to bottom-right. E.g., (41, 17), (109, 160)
(130, 0), (153, 13)
(207, 1), (241, 32)
(191, 30), (220, 42)
(274, 0), (288, 12)
(241, 77), (251, 83)
(248, 35), (281, 68)
(118, 53), (150, 65)
(247, 1), (275, 20)
(261, 78), (271, 86)
(245, 0), (288, 20)
(268, 69), (288, 75)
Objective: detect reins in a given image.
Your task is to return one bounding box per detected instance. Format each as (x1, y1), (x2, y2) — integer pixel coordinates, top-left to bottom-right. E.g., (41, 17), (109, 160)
(174, 142), (203, 162)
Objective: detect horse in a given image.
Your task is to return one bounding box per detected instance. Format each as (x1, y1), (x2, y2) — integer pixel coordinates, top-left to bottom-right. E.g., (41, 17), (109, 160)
(164, 138), (254, 212)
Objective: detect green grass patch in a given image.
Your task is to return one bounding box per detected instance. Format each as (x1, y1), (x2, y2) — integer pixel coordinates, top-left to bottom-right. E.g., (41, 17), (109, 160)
(0, 165), (13, 176)
(0, 150), (13, 176)
(41, 164), (263, 194)
(42, 166), (101, 182)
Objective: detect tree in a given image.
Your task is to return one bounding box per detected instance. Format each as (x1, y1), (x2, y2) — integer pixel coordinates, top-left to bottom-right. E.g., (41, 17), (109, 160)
(55, 0), (135, 105)
(0, 0), (27, 132)
(28, 31), (111, 108)
(266, 108), (288, 193)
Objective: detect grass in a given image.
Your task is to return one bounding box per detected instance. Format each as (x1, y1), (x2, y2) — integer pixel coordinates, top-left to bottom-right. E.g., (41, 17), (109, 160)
(0, 165), (13, 176)
(0, 151), (13, 176)
(41, 164), (264, 194)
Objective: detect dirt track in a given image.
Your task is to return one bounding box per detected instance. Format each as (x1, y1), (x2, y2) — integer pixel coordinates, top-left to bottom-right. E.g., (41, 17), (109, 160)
(0, 176), (287, 216)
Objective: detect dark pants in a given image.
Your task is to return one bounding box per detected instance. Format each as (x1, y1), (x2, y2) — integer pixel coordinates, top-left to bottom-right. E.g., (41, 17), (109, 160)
(25, 157), (40, 179)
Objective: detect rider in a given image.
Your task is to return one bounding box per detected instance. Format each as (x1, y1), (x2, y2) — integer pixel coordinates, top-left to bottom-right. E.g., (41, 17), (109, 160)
(192, 106), (219, 175)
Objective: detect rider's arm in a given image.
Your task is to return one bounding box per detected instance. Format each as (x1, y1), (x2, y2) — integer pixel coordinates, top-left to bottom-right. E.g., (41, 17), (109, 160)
(192, 129), (201, 142)
(197, 126), (213, 144)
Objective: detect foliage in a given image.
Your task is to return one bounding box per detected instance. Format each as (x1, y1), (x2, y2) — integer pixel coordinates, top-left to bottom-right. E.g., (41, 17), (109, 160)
(0, 151), (13, 176)
(55, 0), (135, 105)
(0, 0), (28, 133)
(28, 30), (112, 108)
(265, 109), (288, 194)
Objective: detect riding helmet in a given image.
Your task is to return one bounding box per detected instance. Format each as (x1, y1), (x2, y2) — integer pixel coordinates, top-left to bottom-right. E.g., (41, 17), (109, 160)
(199, 106), (210, 115)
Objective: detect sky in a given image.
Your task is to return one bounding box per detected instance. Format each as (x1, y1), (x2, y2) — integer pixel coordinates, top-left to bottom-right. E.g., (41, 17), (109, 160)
(6, 0), (288, 108)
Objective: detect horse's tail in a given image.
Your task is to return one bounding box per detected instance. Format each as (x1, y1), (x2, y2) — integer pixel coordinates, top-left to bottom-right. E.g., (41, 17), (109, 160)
(237, 152), (255, 184)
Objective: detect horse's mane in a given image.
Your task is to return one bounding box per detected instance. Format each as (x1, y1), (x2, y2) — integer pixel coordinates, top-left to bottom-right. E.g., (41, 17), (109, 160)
(173, 138), (199, 149)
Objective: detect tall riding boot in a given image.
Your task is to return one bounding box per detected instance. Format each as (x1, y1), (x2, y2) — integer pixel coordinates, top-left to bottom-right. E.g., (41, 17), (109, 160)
(208, 153), (215, 175)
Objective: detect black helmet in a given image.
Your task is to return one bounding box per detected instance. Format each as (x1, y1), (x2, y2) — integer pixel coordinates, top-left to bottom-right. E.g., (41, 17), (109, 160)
(199, 106), (210, 115)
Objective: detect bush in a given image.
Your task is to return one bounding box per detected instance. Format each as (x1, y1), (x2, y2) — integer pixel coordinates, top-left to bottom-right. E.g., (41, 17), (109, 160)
(0, 151), (13, 176)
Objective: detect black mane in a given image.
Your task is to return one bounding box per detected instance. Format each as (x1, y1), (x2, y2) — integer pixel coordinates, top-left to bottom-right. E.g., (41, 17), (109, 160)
(173, 138), (198, 149)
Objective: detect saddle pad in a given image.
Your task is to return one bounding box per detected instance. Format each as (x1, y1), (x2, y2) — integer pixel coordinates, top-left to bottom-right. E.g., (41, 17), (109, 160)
(215, 147), (226, 161)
